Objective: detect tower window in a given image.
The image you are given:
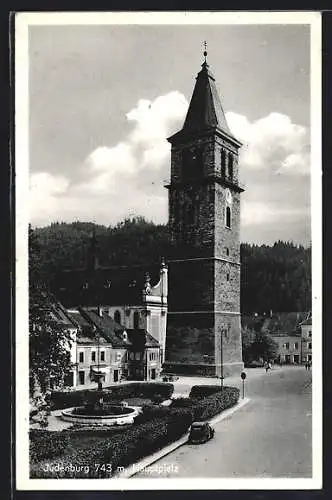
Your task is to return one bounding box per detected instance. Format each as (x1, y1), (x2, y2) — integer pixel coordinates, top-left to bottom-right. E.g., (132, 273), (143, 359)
(228, 153), (234, 180)
(226, 206), (231, 228)
(114, 310), (121, 324)
(227, 273), (230, 282)
(221, 149), (226, 177)
(225, 247), (229, 256)
(134, 311), (140, 329)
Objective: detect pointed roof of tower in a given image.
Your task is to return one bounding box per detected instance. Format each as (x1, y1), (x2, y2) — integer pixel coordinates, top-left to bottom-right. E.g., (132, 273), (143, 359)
(183, 60), (232, 134)
(168, 49), (239, 145)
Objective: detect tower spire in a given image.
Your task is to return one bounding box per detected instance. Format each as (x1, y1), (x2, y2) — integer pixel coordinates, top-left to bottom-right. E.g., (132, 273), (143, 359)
(203, 40), (207, 63)
(168, 45), (238, 142)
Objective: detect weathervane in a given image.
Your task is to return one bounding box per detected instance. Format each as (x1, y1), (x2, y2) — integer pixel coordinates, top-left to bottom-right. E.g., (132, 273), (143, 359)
(203, 41), (207, 62)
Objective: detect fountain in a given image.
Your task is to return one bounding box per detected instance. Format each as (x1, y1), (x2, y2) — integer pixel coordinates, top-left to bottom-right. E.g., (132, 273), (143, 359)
(61, 364), (138, 426)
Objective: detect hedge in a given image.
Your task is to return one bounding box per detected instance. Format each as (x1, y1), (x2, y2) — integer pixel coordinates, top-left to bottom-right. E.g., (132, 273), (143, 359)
(170, 386), (240, 421)
(134, 405), (194, 425)
(29, 429), (70, 463)
(50, 382), (174, 410)
(189, 385), (223, 399)
(30, 413), (192, 478)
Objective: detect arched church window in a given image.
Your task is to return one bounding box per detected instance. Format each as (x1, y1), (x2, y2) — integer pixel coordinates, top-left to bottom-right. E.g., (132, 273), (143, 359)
(226, 206), (231, 228)
(133, 311), (140, 329)
(114, 310), (121, 324)
(228, 153), (234, 180)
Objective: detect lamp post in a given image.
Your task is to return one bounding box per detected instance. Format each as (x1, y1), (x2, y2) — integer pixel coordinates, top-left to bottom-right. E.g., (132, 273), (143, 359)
(93, 323), (103, 407)
(220, 329), (224, 389)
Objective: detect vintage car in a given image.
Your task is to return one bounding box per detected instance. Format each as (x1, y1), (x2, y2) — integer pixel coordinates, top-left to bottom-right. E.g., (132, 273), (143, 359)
(162, 373), (179, 382)
(188, 422), (215, 444)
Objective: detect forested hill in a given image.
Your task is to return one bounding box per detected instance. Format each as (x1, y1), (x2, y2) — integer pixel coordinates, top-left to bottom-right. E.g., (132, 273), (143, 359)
(33, 218), (311, 313)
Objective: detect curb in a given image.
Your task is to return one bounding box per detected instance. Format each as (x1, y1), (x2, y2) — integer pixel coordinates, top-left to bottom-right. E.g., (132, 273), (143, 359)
(115, 397), (251, 478)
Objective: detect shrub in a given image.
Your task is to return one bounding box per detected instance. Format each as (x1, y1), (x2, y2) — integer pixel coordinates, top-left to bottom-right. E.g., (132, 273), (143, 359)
(134, 405), (193, 425)
(189, 385), (222, 399)
(170, 386), (239, 421)
(29, 429), (70, 463)
(193, 387), (240, 421)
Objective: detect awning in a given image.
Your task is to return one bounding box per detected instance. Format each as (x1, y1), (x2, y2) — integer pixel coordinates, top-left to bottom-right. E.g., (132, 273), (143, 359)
(90, 366), (110, 375)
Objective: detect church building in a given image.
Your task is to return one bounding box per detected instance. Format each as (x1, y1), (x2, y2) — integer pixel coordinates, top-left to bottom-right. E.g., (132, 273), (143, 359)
(164, 49), (244, 377)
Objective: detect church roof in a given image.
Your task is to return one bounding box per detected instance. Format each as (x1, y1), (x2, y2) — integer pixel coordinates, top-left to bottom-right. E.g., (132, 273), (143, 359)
(52, 263), (160, 309)
(168, 58), (238, 144)
(126, 329), (160, 348)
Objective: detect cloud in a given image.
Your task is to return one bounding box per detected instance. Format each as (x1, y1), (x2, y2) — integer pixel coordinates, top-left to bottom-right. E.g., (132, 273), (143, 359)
(30, 91), (188, 226)
(29, 95), (310, 245)
(226, 111), (310, 176)
(29, 172), (69, 221)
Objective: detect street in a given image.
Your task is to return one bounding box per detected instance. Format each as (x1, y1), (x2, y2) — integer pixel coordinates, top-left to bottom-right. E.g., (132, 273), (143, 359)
(134, 366), (312, 478)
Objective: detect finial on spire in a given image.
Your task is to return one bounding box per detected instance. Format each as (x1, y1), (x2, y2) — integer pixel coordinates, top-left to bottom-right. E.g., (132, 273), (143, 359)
(203, 41), (208, 62)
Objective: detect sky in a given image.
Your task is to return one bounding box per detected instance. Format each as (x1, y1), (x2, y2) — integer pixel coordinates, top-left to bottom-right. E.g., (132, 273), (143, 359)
(28, 20), (312, 245)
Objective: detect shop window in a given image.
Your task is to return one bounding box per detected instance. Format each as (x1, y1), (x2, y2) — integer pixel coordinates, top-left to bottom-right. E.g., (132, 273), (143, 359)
(78, 371), (85, 385)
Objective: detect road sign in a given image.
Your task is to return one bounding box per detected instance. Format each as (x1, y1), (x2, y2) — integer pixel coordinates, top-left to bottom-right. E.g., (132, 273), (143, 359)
(241, 371), (246, 399)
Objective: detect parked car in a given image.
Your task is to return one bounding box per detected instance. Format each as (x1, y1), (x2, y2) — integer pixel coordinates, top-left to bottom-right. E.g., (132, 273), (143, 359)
(162, 374), (179, 382)
(188, 422), (215, 444)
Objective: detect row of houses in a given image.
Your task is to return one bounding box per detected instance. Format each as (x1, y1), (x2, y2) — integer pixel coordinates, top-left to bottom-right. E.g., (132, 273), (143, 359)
(243, 312), (312, 365)
(52, 304), (162, 389)
(271, 316), (312, 365)
(33, 258), (168, 390)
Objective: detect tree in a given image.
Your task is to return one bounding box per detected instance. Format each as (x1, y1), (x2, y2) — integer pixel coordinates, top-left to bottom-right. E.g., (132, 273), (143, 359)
(29, 226), (73, 398)
(241, 326), (256, 364)
(250, 331), (279, 362)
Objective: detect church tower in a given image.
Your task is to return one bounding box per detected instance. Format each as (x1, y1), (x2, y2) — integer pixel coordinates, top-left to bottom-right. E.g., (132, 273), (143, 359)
(165, 49), (244, 377)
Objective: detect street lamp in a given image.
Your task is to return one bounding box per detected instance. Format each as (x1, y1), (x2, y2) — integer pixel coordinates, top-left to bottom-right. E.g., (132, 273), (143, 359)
(220, 329), (224, 389)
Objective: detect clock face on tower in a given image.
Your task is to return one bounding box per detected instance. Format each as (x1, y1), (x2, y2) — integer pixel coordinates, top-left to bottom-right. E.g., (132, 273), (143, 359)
(225, 188), (232, 204)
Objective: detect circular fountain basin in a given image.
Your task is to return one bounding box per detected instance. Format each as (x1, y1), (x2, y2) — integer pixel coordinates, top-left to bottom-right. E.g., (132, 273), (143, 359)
(61, 405), (139, 426)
